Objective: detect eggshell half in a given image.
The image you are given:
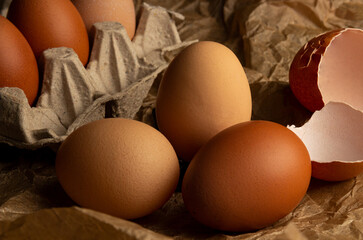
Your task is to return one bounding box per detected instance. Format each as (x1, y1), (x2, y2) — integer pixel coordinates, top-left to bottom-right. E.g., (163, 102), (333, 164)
(182, 120), (311, 232)
(7, 0), (89, 66)
(156, 41), (252, 162)
(288, 102), (363, 181)
(56, 118), (180, 219)
(289, 28), (363, 112)
(312, 161), (363, 182)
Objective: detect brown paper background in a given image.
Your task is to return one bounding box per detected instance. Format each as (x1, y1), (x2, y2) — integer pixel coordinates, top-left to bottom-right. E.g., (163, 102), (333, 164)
(1, 0), (363, 239)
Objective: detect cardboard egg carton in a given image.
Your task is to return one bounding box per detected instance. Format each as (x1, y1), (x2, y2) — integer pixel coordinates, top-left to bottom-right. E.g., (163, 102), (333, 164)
(0, 3), (194, 150)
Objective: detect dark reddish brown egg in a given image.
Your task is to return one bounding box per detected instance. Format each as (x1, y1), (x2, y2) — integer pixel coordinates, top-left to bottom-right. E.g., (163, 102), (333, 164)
(182, 120), (311, 232)
(7, 0), (89, 66)
(0, 16), (39, 105)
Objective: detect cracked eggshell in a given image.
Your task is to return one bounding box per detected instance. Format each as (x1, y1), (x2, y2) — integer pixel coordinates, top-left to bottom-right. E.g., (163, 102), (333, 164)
(288, 102), (363, 182)
(289, 28), (363, 112)
(7, 0), (89, 65)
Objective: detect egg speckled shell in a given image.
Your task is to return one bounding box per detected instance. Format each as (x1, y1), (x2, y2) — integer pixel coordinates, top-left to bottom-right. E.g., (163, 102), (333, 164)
(56, 118), (180, 219)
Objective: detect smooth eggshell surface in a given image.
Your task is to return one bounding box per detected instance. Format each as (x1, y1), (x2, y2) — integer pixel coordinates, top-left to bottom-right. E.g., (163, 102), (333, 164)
(56, 118), (180, 220)
(0, 16), (39, 105)
(7, 0), (89, 66)
(156, 41), (252, 162)
(312, 161), (363, 182)
(182, 120), (311, 232)
(71, 0), (136, 40)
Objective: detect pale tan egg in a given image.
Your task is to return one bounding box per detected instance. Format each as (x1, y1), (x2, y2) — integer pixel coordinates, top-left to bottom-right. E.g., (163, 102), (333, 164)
(156, 41), (252, 162)
(56, 118), (180, 219)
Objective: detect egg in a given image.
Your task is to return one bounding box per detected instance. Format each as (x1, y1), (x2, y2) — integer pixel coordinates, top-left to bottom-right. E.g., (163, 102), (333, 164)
(56, 118), (180, 219)
(156, 41), (252, 162)
(7, 0), (89, 66)
(182, 120), (311, 232)
(0, 16), (39, 105)
(71, 0), (136, 40)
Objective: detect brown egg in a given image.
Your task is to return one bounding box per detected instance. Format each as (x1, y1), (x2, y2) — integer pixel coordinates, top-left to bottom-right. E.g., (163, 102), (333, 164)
(71, 0), (136, 40)
(182, 120), (311, 232)
(0, 16), (39, 105)
(156, 41), (252, 162)
(7, 0), (89, 66)
(56, 118), (180, 220)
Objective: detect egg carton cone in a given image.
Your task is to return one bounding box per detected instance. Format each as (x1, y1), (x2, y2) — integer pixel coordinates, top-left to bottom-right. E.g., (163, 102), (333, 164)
(0, 3), (195, 150)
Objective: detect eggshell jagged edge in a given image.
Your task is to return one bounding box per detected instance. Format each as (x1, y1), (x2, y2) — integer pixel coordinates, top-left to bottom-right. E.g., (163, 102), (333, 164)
(288, 102), (363, 181)
(289, 28), (363, 113)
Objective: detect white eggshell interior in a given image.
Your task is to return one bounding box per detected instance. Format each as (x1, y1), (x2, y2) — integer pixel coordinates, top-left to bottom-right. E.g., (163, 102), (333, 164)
(288, 102), (363, 163)
(318, 29), (363, 111)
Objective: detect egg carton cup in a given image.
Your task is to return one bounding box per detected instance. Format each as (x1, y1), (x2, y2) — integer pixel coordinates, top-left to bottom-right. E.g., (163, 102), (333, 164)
(0, 3), (195, 150)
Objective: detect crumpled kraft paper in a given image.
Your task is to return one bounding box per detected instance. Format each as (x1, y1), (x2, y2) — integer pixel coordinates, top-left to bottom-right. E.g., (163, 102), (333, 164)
(1, 150), (362, 239)
(1, 0), (363, 239)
